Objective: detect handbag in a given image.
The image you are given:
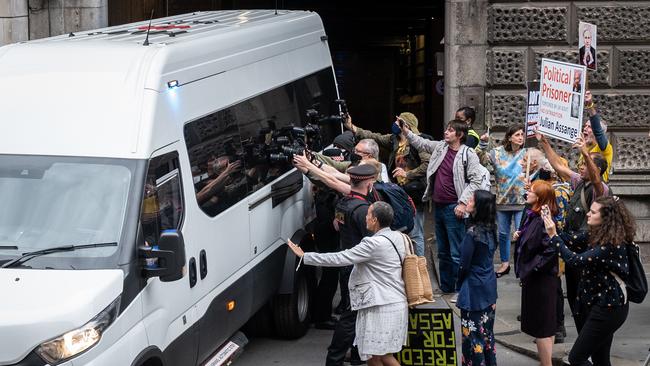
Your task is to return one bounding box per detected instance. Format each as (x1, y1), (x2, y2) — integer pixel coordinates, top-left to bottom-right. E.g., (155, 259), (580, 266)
(383, 233), (434, 307)
(611, 242), (648, 304)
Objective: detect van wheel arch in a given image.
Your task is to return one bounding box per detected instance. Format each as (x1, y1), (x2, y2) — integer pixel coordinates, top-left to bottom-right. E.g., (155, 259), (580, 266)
(131, 346), (164, 366)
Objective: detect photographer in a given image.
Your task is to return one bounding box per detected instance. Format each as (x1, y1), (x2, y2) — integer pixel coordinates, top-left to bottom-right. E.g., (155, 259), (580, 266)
(344, 112), (430, 256)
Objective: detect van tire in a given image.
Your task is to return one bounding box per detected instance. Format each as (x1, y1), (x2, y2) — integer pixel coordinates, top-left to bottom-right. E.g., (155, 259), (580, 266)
(272, 268), (311, 339)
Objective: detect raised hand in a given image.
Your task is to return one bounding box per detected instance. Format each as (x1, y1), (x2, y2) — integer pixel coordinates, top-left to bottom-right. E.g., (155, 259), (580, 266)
(541, 204), (557, 237)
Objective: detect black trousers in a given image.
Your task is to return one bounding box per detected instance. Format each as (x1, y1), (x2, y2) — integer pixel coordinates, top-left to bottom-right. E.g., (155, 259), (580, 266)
(556, 276), (565, 331)
(569, 303), (629, 366)
(313, 231), (340, 323)
(565, 266), (579, 318)
(325, 266), (360, 365)
(313, 267), (339, 322)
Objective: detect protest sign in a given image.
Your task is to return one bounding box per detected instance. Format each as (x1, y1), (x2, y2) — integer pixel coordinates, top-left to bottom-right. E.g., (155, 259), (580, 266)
(537, 59), (586, 143)
(578, 21), (597, 71)
(525, 81), (540, 138)
(395, 308), (457, 366)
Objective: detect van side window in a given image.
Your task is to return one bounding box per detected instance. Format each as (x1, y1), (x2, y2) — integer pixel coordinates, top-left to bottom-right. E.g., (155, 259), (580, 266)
(236, 86), (299, 194)
(184, 68), (339, 217)
(141, 152), (184, 246)
(184, 110), (248, 217)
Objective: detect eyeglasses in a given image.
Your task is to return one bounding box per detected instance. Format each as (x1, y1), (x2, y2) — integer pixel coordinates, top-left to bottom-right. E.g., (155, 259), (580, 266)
(354, 149), (371, 156)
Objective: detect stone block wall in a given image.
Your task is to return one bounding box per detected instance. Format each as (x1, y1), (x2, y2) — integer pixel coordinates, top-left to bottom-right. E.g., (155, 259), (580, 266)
(446, 0), (650, 242)
(0, 0), (28, 45)
(0, 0), (107, 46)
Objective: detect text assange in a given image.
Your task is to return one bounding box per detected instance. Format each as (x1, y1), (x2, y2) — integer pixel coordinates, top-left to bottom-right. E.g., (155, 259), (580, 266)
(541, 65), (572, 103)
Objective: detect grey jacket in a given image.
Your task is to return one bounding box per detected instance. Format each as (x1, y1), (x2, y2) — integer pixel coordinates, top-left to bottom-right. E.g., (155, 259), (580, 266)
(405, 130), (484, 205)
(303, 228), (406, 310)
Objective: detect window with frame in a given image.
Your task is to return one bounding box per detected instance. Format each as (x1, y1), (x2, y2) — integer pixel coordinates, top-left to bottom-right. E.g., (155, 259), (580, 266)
(184, 68), (339, 217)
(141, 152), (184, 246)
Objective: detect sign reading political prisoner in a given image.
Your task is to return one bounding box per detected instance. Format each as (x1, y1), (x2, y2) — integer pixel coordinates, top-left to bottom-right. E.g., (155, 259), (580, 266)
(537, 59), (586, 143)
(526, 81), (540, 138)
(578, 21), (597, 70)
(395, 308), (457, 366)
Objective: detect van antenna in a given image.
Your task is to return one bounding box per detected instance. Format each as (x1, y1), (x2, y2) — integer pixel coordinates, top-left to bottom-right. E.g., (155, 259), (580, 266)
(275, 0), (278, 15)
(143, 9), (155, 46)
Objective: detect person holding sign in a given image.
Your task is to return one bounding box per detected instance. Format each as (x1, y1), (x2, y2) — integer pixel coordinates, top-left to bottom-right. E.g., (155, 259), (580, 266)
(477, 124), (527, 278)
(457, 190), (498, 366)
(513, 180), (559, 366)
(580, 91), (613, 182)
(541, 196), (633, 366)
(287, 201), (407, 366)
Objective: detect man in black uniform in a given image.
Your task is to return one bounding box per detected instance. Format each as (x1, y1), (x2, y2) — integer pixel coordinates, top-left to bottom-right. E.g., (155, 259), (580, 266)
(326, 164), (377, 366)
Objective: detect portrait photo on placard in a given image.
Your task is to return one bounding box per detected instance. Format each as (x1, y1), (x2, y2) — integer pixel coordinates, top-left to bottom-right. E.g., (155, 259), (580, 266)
(579, 22), (597, 70)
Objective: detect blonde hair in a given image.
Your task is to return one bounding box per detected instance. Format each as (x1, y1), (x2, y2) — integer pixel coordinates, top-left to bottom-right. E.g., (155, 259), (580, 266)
(360, 158), (382, 181)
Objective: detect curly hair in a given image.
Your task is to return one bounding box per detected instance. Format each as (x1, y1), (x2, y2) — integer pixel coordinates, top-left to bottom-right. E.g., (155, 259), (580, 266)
(588, 196), (636, 247)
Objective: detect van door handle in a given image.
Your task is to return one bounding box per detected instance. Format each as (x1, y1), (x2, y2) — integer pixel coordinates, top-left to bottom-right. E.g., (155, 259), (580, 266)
(189, 257), (197, 288)
(199, 250), (207, 280)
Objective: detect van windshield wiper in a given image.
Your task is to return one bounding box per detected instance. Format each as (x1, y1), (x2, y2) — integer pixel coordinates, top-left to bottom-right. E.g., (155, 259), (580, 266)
(1, 242), (118, 268)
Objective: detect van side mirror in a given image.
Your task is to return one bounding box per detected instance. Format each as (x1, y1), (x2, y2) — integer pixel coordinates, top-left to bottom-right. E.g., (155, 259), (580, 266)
(139, 230), (187, 282)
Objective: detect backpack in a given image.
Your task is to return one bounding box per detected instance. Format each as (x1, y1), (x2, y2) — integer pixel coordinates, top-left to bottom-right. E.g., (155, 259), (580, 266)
(611, 243), (648, 304)
(372, 181), (416, 233)
(462, 146), (491, 191)
(566, 180), (612, 231)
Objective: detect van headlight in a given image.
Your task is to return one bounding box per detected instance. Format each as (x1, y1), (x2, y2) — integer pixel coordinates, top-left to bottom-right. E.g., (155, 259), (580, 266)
(36, 297), (121, 364)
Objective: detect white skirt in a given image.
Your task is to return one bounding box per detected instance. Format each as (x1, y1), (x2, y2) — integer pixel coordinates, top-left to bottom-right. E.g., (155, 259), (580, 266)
(354, 301), (408, 361)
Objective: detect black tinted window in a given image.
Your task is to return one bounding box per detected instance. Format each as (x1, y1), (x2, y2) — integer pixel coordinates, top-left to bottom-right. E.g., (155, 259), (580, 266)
(141, 152), (184, 246)
(184, 68), (339, 217)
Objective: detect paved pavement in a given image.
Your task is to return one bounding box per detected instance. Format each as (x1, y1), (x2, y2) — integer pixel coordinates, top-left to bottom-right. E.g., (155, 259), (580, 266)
(235, 313), (538, 366)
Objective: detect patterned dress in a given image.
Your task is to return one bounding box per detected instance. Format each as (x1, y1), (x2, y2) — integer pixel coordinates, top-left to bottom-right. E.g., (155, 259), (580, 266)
(461, 307), (497, 366)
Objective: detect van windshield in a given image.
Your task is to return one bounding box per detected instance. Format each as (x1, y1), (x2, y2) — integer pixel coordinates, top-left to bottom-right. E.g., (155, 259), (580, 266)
(0, 155), (136, 266)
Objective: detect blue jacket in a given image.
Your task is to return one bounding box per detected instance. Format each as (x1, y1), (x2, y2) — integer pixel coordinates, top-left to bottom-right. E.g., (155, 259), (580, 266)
(457, 226), (498, 311)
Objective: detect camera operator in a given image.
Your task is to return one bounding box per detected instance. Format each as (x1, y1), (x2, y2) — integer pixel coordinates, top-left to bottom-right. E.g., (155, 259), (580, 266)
(344, 112), (430, 256)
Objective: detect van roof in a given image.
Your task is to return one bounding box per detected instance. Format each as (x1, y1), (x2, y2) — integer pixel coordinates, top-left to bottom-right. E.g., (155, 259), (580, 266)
(30, 10), (319, 46)
(0, 10), (330, 159)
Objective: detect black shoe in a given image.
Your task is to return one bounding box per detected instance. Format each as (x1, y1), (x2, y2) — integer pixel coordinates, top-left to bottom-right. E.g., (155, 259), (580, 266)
(314, 319), (337, 330)
(344, 355), (365, 365)
(495, 264), (511, 278)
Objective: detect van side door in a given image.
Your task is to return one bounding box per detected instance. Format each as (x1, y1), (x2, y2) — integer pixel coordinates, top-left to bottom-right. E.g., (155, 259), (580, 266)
(138, 148), (199, 366)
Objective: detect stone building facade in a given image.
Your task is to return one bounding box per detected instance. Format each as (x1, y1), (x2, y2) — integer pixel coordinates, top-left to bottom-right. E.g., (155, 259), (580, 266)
(446, 0), (650, 242)
(0, 0), (107, 45)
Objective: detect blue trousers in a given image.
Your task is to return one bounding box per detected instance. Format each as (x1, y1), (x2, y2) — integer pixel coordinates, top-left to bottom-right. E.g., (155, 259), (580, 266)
(409, 209), (425, 256)
(434, 203), (465, 293)
(496, 209), (524, 263)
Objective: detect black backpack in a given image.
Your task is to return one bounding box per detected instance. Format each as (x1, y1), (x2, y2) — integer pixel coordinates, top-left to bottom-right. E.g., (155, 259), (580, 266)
(371, 181), (416, 233)
(565, 180), (612, 231)
(623, 243), (648, 304)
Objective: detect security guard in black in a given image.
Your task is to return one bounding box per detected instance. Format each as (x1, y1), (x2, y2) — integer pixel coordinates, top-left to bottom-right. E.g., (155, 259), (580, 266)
(326, 163), (376, 366)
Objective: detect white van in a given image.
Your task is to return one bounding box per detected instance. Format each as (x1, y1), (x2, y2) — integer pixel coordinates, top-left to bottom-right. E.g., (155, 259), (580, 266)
(0, 10), (342, 366)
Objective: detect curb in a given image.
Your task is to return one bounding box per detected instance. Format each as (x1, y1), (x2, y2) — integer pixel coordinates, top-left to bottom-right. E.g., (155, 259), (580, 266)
(493, 335), (568, 366)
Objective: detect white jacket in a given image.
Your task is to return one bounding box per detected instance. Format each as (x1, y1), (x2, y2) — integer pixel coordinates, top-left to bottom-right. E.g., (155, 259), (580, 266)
(303, 228), (406, 310)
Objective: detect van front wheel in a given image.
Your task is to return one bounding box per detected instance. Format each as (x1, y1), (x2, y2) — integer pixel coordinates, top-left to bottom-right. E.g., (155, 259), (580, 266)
(272, 268), (310, 339)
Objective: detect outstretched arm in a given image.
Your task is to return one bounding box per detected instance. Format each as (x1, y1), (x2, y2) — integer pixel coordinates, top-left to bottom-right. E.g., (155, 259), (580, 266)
(585, 91), (609, 151)
(536, 131), (574, 182)
(575, 135), (604, 198)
